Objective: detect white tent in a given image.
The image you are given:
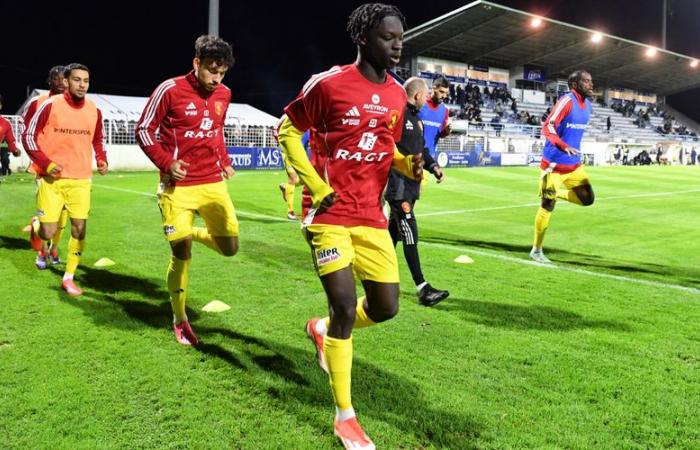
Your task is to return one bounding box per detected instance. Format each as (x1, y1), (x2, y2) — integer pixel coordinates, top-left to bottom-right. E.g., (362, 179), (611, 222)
(19, 90), (279, 127)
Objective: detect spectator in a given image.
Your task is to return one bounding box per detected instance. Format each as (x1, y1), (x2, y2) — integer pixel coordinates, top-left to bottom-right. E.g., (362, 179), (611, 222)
(490, 115), (502, 137)
(606, 116), (611, 133)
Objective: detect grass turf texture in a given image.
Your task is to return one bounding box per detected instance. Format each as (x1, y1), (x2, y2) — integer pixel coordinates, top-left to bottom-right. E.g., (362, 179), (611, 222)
(1, 166), (699, 449)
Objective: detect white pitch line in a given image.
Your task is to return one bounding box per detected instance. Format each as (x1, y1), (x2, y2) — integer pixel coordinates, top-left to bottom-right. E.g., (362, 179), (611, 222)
(93, 182), (699, 295)
(421, 188), (700, 218)
(423, 241), (700, 295)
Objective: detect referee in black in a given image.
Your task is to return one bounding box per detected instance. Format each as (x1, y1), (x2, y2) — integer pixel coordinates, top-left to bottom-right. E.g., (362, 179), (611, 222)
(386, 77), (449, 307)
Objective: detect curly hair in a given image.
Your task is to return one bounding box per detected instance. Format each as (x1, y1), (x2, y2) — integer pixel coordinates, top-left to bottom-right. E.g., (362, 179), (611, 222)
(347, 3), (407, 45)
(47, 65), (65, 84)
(194, 35), (234, 67)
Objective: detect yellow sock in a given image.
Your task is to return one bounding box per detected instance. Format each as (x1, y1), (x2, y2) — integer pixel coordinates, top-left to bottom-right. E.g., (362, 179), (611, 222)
(353, 296), (375, 329)
(556, 189), (583, 205)
(167, 256), (190, 323)
(285, 183), (295, 212)
(533, 207), (551, 249)
(324, 335), (353, 410)
(191, 227), (222, 254)
(65, 237), (85, 275)
(51, 210), (69, 248)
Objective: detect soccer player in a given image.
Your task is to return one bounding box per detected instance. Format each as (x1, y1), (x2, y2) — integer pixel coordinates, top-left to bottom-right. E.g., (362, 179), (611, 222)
(278, 130), (308, 221)
(385, 77), (449, 307)
(418, 75), (452, 159)
(277, 4), (421, 449)
(22, 63), (109, 296)
(135, 35), (237, 346)
(530, 70), (595, 263)
(0, 95), (21, 182)
(25, 65), (71, 269)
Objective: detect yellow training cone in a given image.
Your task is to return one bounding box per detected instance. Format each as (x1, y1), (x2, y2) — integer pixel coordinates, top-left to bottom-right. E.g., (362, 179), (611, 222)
(202, 300), (231, 313)
(454, 255), (474, 264)
(93, 257), (116, 268)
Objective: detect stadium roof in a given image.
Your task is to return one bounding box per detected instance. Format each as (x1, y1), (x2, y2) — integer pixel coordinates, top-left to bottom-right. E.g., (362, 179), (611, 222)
(403, 0), (700, 96)
(19, 90), (279, 127)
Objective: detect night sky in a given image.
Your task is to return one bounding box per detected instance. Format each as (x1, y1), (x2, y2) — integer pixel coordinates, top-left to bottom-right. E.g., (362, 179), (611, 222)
(2, 0), (698, 120)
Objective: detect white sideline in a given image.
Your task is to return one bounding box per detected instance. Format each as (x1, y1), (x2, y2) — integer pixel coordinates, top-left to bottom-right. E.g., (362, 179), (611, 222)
(421, 188), (700, 218)
(422, 242), (700, 296)
(93, 183), (699, 295)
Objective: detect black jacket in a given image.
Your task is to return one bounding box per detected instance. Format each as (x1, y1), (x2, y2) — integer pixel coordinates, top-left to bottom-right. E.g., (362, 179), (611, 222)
(385, 102), (439, 201)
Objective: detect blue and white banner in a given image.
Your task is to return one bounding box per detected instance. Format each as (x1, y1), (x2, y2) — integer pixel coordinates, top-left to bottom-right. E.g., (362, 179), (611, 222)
(227, 147), (283, 170)
(436, 151), (502, 168)
(523, 65), (547, 83)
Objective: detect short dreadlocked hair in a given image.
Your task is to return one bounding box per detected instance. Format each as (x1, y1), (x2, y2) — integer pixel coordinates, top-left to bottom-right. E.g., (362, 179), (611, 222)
(194, 35), (235, 67)
(347, 3), (407, 45)
(47, 65), (65, 84)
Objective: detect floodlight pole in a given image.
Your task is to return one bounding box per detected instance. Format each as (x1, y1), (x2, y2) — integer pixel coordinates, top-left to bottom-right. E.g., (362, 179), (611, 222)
(208, 0), (220, 37)
(662, 0), (667, 50)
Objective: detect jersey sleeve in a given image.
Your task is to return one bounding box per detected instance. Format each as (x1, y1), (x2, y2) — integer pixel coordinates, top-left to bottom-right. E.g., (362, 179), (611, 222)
(1, 119), (19, 154)
(542, 96), (573, 150)
(93, 108), (107, 165)
(135, 80), (176, 172)
(22, 100), (54, 172)
(283, 76), (328, 132)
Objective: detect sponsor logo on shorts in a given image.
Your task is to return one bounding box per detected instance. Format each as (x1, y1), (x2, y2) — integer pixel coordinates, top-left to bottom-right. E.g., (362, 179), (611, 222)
(401, 201), (412, 213)
(37, 209), (45, 217)
(316, 248), (340, 266)
(164, 225), (176, 235)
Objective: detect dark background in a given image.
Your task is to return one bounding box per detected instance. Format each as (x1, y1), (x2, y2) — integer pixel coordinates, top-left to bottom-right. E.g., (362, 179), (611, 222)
(2, 1), (697, 120)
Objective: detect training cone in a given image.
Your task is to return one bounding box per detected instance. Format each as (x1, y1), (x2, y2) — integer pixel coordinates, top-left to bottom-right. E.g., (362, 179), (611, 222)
(454, 255), (474, 264)
(93, 257), (116, 268)
(202, 300), (231, 313)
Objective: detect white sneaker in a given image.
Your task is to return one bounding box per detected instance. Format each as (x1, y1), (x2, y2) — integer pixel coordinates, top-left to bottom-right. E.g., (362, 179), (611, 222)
(529, 249), (552, 264)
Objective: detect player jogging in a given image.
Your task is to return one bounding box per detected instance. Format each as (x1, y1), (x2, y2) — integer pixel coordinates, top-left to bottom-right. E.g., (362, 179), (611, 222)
(25, 65), (71, 269)
(277, 4), (422, 449)
(0, 95), (21, 182)
(278, 130), (309, 220)
(530, 70), (595, 263)
(135, 35), (238, 346)
(22, 63), (109, 296)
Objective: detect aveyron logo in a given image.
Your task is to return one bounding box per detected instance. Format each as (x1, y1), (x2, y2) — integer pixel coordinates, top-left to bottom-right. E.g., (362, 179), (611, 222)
(200, 118), (214, 130)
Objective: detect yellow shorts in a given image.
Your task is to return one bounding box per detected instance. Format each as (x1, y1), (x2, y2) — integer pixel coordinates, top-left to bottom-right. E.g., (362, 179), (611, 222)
(36, 177), (91, 222)
(303, 224), (399, 282)
(539, 165), (590, 200)
(158, 181), (239, 242)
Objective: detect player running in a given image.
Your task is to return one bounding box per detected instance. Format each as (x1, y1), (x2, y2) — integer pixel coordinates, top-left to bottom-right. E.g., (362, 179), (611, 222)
(277, 4), (422, 449)
(0, 96), (21, 182)
(136, 35), (238, 346)
(23, 63), (109, 296)
(530, 70), (595, 263)
(24, 65), (71, 269)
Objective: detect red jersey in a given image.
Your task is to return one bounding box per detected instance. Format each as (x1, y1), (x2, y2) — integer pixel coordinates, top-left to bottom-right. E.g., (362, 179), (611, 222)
(0, 116), (19, 154)
(284, 64), (406, 228)
(135, 71), (232, 187)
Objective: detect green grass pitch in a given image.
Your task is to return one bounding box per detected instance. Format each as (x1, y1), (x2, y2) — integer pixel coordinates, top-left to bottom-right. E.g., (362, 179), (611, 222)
(1, 165), (699, 449)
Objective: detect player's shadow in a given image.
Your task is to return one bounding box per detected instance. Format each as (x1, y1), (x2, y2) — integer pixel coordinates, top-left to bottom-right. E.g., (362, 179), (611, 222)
(49, 265), (167, 300)
(56, 282), (484, 448)
(0, 234), (29, 250)
(436, 297), (631, 332)
(250, 339), (484, 449)
(241, 237), (312, 273)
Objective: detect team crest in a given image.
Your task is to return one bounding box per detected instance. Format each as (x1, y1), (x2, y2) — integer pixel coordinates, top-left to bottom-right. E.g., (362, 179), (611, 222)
(215, 101), (224, 116)
(388, 109), (400, 130)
